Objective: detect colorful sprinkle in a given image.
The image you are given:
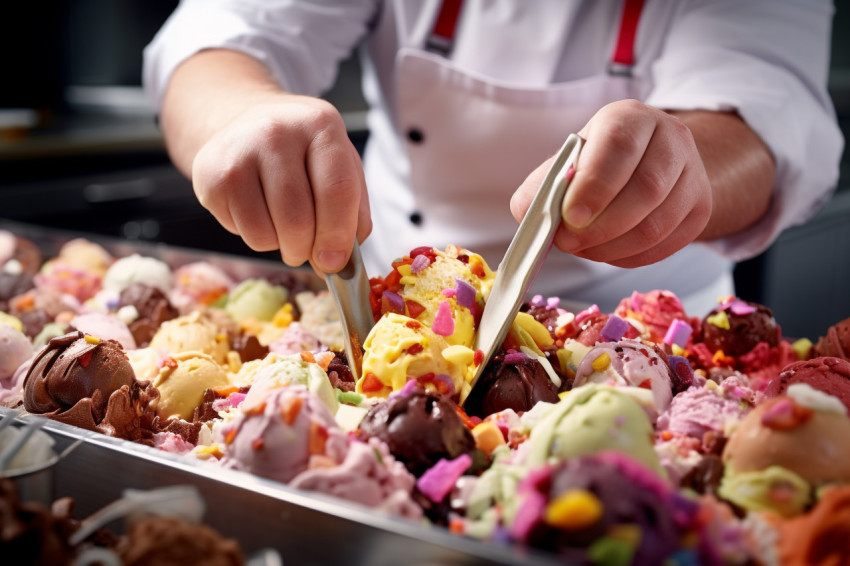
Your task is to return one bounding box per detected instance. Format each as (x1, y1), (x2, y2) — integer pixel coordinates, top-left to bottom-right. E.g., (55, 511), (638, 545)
(409, 253), (431, 274)
(576, 304), (600, 324)
(83, 334), (100, 345)
(531, 294), (545, 307)
(471, 421), (506, 455)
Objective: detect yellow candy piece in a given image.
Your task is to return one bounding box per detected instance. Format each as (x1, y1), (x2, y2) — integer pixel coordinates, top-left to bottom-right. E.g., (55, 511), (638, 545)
(707, 311), (730, 330)
(515, 312), (555, 348)
(272, 303), (294, 327)
(442, 344), (475, 366)
(397, 264), (412, 277)
(84, 334), (101, 344)
(558, 391), (570, 400)
(671, 344), (685, 356)
(792, 338), (813, 360)
(399, 276), (417, 286)
(591, 352), (610, 372)
(544, 489), (604, 530)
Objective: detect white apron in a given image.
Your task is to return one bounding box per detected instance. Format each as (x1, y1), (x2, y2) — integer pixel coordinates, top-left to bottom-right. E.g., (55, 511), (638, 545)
(361, 0), (733, 314)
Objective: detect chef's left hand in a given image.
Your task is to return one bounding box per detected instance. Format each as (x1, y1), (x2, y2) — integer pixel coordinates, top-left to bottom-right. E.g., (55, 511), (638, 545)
(510, 99), (713, 268)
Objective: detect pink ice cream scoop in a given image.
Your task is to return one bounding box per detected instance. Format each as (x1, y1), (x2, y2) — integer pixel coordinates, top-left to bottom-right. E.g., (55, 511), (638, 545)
(656, 382), (753, 442)
(573, 339), (675, 415)
(70, 312), (137, 351)
(220, 385), (348, 484)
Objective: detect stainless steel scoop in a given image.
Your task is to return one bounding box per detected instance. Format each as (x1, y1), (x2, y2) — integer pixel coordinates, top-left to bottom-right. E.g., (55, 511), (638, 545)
(463, 133), (583, 405)
(324, 241), (375, 382)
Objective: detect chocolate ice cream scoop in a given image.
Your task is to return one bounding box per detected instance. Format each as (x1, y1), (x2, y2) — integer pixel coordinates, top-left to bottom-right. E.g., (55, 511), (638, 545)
(118, 283), (179, 348)
(814, 316), (850, 361)
(463, 353), (559, 418)
(700, 299), (780, 357)
(118, 516), (244, 566)
(358, 388), (474, 476)
(23, 331), (136, 428)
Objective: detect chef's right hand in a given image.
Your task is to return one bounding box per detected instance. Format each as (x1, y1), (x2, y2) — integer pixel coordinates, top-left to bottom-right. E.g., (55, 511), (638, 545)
(190, 95), (371, 273)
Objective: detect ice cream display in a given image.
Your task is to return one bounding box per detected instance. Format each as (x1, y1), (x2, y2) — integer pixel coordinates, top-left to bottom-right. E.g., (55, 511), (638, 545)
(5, 232), (850, 564)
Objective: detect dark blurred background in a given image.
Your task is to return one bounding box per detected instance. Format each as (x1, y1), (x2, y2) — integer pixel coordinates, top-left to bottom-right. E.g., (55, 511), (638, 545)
(1, 0), (849, 339)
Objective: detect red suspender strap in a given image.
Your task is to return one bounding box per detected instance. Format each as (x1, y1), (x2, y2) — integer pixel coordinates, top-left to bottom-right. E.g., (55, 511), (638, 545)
(609, 0), (645, 75)
(426, 0), (464, 56)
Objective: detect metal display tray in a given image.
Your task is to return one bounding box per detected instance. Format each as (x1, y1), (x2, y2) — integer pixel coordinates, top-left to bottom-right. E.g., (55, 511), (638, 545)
(0, 221), (564, 566)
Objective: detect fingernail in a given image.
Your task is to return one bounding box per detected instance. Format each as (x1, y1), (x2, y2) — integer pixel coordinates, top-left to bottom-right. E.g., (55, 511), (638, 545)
(564, 204), (592, 229)
(318, 251), (346, 272)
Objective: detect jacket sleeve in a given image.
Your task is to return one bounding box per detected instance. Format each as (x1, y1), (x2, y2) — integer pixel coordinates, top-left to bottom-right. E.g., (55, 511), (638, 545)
(644, 0), (844, 261)
(142, 0), (379, 112)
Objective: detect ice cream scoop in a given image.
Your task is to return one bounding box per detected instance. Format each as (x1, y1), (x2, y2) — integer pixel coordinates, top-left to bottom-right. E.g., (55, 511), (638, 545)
(358, 312), (468, 398)
(22, 331), (137, 431)
(762, 356), (850, 413)
(241, 356), (338, 416)
(0, 324), (32, 384)
(224, 278), (289, 323)
(103, 254), (172, 294)
(463, 352), (560, 418)
(524, 383), (664, 477)
(70, 312), (137, 351)
(813, 316), (850, 361)
(117, 283), (178, 348)
(358, 387), (475, 477)
(221, 385), (348, 484)
(572, 339), (675, 416)
(721, 384), (850, 516)
(152, 352), (231, 421)
(699, 298), (780, 357)
(148, 312), (229, 365)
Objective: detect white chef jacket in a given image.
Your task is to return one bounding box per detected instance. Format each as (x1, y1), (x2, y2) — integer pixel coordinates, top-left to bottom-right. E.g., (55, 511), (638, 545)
(143, 0), (843, 314)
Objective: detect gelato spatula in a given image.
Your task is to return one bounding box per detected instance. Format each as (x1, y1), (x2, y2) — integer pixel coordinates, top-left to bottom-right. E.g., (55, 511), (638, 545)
(464, 133), (583, 405)
(324, 241), (375, 382)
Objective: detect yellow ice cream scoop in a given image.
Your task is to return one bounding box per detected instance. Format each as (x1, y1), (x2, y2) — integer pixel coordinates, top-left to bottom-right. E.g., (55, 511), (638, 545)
(152, 351), (231, 420)
(149, 311), (229, 364)
(357, 312), (469, 398)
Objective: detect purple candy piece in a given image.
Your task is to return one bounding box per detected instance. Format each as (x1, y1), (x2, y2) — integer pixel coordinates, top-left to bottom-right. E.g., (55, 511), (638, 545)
(600, 315), (629, 342)
(546, 296), (560, 309)
(382, 290), (404, 312)
(667, 355), (695, 393)
(416, 453), (472, 503)
(455, 278), (477, 309)
(530, 294), (545, 307)
(503, 351), (529, 364)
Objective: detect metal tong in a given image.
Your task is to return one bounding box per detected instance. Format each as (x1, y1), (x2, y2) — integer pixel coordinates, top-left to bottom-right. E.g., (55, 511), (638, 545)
(324, 241), (375, 382)
(463, 133), (583, 405)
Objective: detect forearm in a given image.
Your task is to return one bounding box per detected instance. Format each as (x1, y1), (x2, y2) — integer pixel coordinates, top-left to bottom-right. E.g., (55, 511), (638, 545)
(671, 110), (776, 241)
(159, 48), (288, 178)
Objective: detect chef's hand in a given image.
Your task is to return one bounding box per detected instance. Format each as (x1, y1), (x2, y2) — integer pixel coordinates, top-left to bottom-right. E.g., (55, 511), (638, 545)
(510, 99), (714, 268)
(191, 95), (371, 273)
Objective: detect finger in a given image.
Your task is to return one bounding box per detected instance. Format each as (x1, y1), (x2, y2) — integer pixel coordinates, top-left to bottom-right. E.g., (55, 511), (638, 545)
(568, 168), (710, 265)
(191, 145), (240, 235)
(510, 157), (554, 222)
(257, 145), (317, 267)
(564, 101), (657, 229)
(558, 125), (684, 252)
(587, 204), (711, 268)
(307, 128), (365, 272)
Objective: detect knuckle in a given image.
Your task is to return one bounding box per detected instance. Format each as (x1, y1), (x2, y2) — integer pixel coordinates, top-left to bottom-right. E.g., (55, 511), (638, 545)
(634, 167), (670, 202)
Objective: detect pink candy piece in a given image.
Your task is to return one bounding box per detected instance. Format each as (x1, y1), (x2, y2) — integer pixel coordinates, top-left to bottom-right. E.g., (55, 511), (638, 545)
(410, 254), (431, 274)
(416, 453), (472, 503)
(663, 319), (693, 347)
(441, 288), (457, 297)
(546, 297), (560, 309)
(530, 294), (545, 307)
(431, 301), (455, 336)
(720, 298), (756, 315)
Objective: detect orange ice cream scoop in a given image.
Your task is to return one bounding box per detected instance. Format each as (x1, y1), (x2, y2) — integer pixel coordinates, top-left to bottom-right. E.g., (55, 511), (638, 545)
(722, 386), (850, 486)
(776, 485), (850, 565)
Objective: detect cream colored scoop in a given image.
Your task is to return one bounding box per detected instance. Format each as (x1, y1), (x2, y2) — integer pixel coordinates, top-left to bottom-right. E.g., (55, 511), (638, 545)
(463, 133), (583, 405)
